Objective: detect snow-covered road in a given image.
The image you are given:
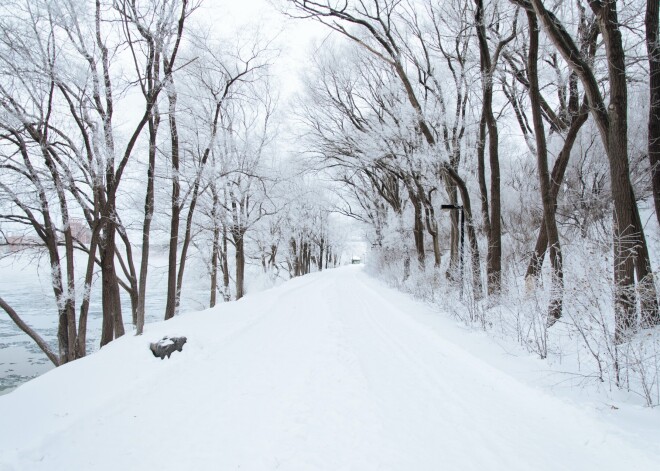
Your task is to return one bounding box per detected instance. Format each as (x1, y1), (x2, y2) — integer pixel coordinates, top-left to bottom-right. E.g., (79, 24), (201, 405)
(0, 266), (658, 470)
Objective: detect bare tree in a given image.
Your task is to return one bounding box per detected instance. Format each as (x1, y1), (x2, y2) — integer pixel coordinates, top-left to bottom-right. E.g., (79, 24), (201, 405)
(513, 0), (659, 340)
(114, 0), (194, 335)
(647, 0), (660, 227)
(163, 32), (273, 317)
(0, 0), (101, 362)
(287, 0), (483, 295)
(400, 0), (474, 276)
(51, 0), (194, 344)
(473, 0), (518, 295)
(525, 11), (563, 322)
(219, 93), (277, 299)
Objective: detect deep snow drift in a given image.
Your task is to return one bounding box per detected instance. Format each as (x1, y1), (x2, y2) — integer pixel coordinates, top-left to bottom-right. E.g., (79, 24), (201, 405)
(0, 265), (658, 470)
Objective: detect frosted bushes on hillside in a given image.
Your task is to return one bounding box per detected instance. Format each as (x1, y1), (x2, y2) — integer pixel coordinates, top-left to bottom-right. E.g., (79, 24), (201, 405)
(622, 334), (660, 406)
(365, 248), (408, 289)
(507, 262), (660, 405)
(565, 272), (620, 384)
(366, 243), (660, 406)
(497, 281), (552, 360)
(558, 240), (660, 405)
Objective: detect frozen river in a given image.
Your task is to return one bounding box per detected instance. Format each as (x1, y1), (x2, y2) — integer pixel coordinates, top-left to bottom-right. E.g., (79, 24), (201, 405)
(0, 252), (212, 394)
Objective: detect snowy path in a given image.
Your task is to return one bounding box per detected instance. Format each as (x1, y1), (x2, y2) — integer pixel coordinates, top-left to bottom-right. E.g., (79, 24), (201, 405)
(0, 266), (658, 470)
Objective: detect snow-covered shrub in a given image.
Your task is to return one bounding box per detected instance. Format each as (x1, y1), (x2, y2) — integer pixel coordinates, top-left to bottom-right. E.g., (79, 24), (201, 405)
(366, 222), (660, 405)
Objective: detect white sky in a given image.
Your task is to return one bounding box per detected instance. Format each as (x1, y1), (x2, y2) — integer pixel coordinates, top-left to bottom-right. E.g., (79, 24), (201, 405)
(197, 0), (330, 101)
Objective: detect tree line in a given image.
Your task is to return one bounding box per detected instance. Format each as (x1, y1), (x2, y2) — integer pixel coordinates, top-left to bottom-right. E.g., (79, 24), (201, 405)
(286, 0), (660, 345)
(0, 0), (344, 366)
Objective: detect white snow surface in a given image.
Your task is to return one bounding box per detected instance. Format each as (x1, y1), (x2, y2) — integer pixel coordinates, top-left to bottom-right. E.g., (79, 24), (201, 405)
(1, 266), (659, 470)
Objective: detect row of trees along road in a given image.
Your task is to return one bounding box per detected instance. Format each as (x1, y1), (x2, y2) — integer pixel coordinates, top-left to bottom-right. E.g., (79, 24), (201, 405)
(286, 0), (660, 344)
(1, 0), (660, 374)
(0, 0), (345, 367)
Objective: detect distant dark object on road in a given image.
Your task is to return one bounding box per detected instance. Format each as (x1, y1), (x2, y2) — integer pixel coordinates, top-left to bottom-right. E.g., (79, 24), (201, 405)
(150, 336), (187, 359)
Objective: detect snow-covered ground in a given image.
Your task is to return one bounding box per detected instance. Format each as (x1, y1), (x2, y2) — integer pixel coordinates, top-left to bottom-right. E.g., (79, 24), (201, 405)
(1, 265), (659, 470)
(0, 253), (217, 393)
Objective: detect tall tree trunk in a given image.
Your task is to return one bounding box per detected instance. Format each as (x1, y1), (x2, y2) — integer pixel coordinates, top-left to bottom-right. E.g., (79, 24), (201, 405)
(526, 103), (589, 281)
(235, 232), (246, 300)
(307, 244), (313, 273)
(270, 244), (278, 270)
(175, 195), (198, 313)
(444, 164), (483, 298)
(445, 149), (462, 276)
(62, 222), (77, 362)
(164, 78), (180, 321)
(526, 0), (657, 342)
(413, 199), (426, 269)
(42, 143), (77, 362)
(527, 12), (563, 323)
(290, 238), (299, 277)
(209, 188), (220, 308)
(222, 226), (231, 301)
(172, 104), (223, 315)
(210, 232), (220, 308)
(43, 235), (70, 362)
(476, 113), (491, 239)
(598, 0), (646, 341)
(136, 108), (160, 334)
(475, 0), (503, 295)
(114, 0), (189, 332)
(318, 238), (324, 271)
(116, 222), (139, 327)
(76, 226), (99, 358)
(406, 182), (426, 270)
(96, 0), (123, 346)
(425, 209), (442, 269)
(302, 241), (310, 275)
(100, 202), (124, 346)
(647, 0), (660, 228)
(445, 182), (460, 277)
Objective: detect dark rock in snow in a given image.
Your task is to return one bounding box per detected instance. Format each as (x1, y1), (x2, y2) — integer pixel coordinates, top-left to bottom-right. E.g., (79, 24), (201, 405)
(150, 336), (187, 360)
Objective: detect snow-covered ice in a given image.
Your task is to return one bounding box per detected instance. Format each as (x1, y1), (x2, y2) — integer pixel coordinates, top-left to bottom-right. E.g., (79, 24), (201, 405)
(0, 265), (658, 470)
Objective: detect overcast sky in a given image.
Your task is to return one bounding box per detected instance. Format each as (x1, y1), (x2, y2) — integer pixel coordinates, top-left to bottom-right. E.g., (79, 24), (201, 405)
(199, 0), (330, 101)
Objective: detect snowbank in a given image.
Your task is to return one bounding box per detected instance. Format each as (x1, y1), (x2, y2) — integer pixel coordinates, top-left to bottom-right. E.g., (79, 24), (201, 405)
(1, 266), (658, 470)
